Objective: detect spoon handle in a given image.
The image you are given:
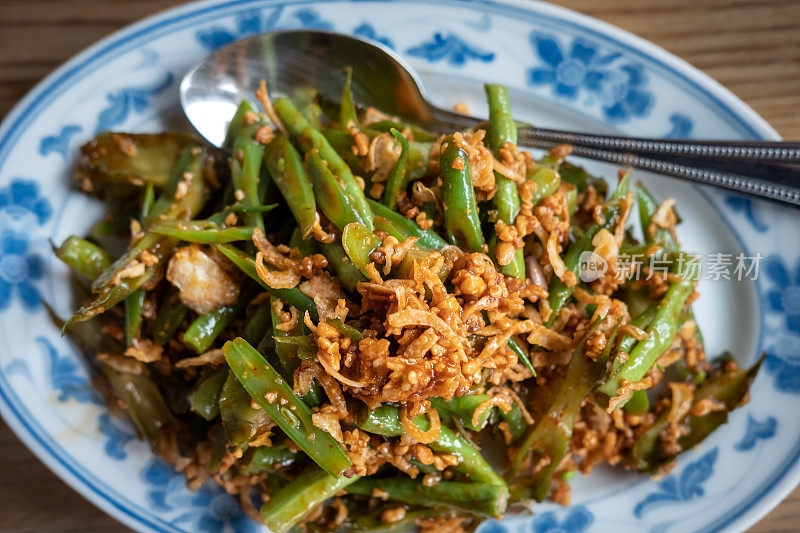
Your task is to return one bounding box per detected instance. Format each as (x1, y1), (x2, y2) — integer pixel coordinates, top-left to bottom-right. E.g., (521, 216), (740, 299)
(515, 127), (800, 207)
(517, 127), (800, 163)
(429, 107), (800, 207)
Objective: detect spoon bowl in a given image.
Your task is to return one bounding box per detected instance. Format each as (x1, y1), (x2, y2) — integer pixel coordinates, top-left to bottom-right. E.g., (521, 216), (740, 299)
(180, 29), (446, 147)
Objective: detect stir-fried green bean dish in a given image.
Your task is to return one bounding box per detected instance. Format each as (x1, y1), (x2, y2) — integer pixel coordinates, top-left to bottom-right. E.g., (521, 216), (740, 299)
(57, 80), (761, 532)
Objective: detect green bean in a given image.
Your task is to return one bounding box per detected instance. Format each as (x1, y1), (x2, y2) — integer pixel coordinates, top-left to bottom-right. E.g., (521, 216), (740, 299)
(289, 226), (316, 257)
(624, 389), (650, 416)
(636, 183), (705, 352)
(77, 132), (197, 192)
(260, 464), (359, 533)
(368, 199), (446, 251)
(124, 288), (146, 346)
(274, 97), (373, 229)
(628, 355), (763, 472)
(223, 100), (257, 149)
(140, 182), (156, 218)
(361, 119), (439, 143)
(242, 304), (272, 347)
(230, 122), (266, 231)
(507, 318), (609, 495)
(339, 66), (358, 131)
(431, 395), (492, 431)
(320, 128), (364, 172)
(381, 128), (409, 210)
(528, 167), (560, 206)
(499, 404), (526, 442)
(440, 136), (485, 253)
(242, 444), (299, 474)
(319, 240), (365, 292)
(264, 132), (318, 237)
(559, 162), (608, 196)
(544, 173), (630, 327)
(290, 87), (324, 129)
(603, 302), (658, 391)
(127, 185), (155, 339)
(306, 150), (366, 231)
(55, 236), (113, 282)
(327, 318), (365, 342)
(67, 145), (208, 328)
(507, 337), (536, 376)
(272, 336), (317, 360)
(597, 253), (699, 407)
(223, 337), (352, 476)
(187, 368), (228, 421)
(218, 370), (272, 447)
(153, 288), (188, 344)
(149, 220), (256, 244)
(358, 405), (504, 486)
(142, 145), (207, 225)
(101, 364), (177, 454)
(342, 222), (381, 276)
(485, 85), (525, 278)
(213, 243), (318, 321)
(348, 477), (508, 518)
(270, 296), (323, 407)
(637, 182), (677, 251)
(183, 294), (249, 354)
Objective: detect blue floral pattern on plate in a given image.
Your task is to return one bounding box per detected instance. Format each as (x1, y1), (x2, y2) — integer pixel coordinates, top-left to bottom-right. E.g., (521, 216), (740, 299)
(353, 23), (394, 49)
(527, 32), (652, 122)
(406, 32), (495, 66)
(763, 333), (800, 393)
(39, 124), (83, 158)
(764, 255), (800, 334)
(0, 230), (45, 311)
(96, 73), (174, 133)
(143, 460), (256, 532)
(0, 179), (52, 224)
(736, 415), (778, 451)
(98, 413), (136, 460)
(634, 448), (718, 518)
(195, 7), (332, 50)
(725, 196), (768, 233)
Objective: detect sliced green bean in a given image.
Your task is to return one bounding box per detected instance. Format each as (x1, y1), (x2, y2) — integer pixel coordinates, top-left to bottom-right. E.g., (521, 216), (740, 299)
(188, 368), (228, 421)
(274, 97), (373, 229)
(149, 220), (256, 244)
(218, 370), (272, 447)
(440, 136), (484, 253)
(242, 444), (299, 474)
(306, 150), (365, 231)
(67, 145), (207, 327)
(153, 288), (188, 344)
(598, 253), (700, 406)
(261, 464), (358, 533)
(342, 222), (381, 276)
(381, 128), (409, 210)
(223, 337), (352, 476)
(368, 199), (447, 251)
(358, 405), (504, 486)
(55, 236), (113, 282)
(264, 132), (317, 237)
(319, 240), (365, 292)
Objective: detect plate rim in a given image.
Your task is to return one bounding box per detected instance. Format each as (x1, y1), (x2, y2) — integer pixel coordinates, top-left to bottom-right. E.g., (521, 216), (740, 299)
(0, 1), (792, 532)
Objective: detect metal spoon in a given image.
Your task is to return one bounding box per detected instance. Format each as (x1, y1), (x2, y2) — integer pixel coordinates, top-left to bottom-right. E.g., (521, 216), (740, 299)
(180, 29), (800, 207)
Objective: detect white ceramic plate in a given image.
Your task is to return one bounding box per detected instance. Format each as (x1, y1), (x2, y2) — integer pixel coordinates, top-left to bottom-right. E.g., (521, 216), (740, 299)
(1, 1), (798, 531)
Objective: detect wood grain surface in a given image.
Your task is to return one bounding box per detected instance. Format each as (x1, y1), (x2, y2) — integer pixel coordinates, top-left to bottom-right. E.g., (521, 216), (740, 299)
(0, 1), (798, 531)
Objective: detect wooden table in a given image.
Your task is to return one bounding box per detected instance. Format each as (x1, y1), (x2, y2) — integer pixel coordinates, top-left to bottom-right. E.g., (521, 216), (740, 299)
(0, 0), (798, 531)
